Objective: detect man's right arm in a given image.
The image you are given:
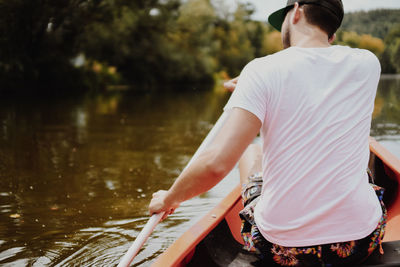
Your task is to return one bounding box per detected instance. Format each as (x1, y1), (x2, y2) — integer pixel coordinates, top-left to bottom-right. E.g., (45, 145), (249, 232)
(148, 107), (261, 220)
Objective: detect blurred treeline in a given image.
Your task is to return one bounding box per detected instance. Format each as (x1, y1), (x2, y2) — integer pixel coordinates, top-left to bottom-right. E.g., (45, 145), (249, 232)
(0, 0), (399, 94)
(339, 9), (400, 74)
(0, 0), (280, 93)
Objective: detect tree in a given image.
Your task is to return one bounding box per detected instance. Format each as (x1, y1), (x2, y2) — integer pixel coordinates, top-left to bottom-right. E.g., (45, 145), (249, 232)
(384, 24), (400, 73)
(0, 0), (104, 92)
(341, 9), (400, 39)
(337, 31), (384, 55)
(212, 3), (262, 77)
(2, 1), (397, 94)
(262, 31), (283, 55)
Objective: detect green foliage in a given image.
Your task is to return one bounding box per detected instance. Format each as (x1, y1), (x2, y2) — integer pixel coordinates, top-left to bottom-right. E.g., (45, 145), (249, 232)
(0, 0), (104, 92)
(1, 1), (399, 93)
(336, 31), (384, 55)
(213, 4), (256, 77)
(80, 0), (187, 85)
(339, 10), (400, 74)
(0, 0), (280, 92)
(341, 9), (400, 39)
(384, 24), (400, 73)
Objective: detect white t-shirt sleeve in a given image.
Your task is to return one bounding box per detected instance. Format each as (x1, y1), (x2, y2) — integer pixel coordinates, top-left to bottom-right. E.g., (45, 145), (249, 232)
(224, 59), (271, 124)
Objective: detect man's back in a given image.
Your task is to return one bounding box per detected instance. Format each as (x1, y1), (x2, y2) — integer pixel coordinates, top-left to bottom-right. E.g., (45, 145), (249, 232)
(150, 0), (387, 264)
(225, 45), (382, 246)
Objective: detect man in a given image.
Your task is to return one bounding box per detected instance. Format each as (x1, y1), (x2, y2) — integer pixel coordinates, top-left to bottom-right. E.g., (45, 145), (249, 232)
(149, 0), (386, 265)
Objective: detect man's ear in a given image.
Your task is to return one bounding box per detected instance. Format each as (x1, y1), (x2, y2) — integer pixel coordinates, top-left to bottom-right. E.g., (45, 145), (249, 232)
(291, 2), (302, 25)
(328, 33), (336, 44)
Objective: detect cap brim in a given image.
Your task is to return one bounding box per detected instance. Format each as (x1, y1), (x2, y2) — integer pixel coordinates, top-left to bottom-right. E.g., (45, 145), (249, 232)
(268, 7), (287, 32)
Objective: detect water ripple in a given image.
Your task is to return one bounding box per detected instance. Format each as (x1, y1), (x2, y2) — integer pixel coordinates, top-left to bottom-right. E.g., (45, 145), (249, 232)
(0, 247), (24, 262)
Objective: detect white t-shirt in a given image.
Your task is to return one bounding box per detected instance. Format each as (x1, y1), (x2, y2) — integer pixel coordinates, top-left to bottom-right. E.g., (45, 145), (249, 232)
(224, 45), (382, 247)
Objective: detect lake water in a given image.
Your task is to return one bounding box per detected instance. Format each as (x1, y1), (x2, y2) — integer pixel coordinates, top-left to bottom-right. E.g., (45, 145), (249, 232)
(0, 76), (400, 266)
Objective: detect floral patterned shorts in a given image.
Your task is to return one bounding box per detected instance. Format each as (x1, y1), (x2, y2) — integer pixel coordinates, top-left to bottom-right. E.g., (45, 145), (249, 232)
(239, 173), (387, 267)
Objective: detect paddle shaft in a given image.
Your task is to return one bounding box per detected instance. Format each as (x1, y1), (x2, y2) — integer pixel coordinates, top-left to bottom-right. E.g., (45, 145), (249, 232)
(117, 212), (164, 267)
(117, 111), (230, 267)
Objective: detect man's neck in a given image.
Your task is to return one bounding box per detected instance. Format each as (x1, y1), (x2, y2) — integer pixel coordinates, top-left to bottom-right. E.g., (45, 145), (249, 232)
(291, 26), (331, 48)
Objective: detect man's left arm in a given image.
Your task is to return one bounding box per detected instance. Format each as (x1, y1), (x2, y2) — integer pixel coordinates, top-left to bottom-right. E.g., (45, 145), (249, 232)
(148, 107), (261, 220)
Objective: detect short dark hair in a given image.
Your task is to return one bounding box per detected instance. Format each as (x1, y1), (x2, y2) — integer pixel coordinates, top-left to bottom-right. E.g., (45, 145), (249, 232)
(302, 1), (343, 38)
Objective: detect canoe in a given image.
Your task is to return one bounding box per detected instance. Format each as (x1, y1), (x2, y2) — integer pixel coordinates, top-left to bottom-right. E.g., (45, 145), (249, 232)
(151, 137), (400, 267)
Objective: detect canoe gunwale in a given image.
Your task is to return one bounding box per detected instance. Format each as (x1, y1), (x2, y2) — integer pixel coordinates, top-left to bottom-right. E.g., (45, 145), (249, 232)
(369, 137), (400, 178)
(151, 185), (242, 266)
(369, 137), (400, 243)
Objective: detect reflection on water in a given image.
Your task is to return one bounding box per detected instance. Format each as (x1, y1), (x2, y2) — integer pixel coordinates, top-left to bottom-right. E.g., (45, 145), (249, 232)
(0, 89), (234, 266)
(0, 76), (400, 266)
(371, 75), (400, 158)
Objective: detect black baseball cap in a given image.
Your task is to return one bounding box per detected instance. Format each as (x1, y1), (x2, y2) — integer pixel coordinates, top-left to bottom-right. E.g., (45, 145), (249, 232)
(268, 0), (344, 32)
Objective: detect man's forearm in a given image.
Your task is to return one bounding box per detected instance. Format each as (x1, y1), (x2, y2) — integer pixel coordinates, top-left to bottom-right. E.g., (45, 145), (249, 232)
(164, 147), (232, 207)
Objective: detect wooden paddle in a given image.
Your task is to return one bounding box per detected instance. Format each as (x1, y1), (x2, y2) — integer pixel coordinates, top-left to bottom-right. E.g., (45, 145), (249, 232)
(117, 111), (230, 267)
